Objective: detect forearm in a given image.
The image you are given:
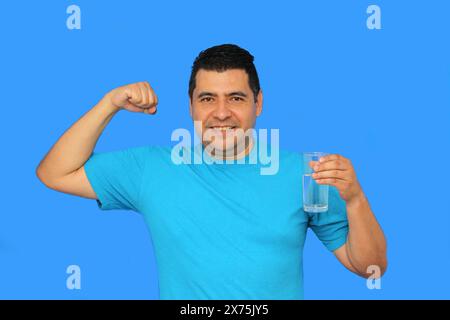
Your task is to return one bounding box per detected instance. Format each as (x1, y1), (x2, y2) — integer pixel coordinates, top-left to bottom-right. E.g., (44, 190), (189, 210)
(37, 93), (119, 182)
(345, 193), (387, 276)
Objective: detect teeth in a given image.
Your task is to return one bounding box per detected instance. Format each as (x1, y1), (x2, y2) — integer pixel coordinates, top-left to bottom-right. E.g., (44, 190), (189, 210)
(211, 127), (234, 130)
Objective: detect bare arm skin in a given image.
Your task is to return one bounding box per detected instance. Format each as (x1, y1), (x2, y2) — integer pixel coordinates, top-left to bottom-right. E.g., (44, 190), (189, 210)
(36, 82), (158, 198)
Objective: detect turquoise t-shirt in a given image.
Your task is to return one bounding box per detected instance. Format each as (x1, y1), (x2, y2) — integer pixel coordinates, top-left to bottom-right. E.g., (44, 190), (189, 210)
(84, 143), (349, 300)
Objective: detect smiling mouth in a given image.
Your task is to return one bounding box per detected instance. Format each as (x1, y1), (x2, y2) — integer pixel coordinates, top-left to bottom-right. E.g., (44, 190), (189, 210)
(207, 126), (238, 130)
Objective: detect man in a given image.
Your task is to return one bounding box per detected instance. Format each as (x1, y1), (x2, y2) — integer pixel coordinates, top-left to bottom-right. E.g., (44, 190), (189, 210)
(36, 44), (387, 299)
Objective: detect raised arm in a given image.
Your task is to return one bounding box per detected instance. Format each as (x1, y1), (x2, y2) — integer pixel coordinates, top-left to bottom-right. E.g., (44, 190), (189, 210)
(36, 81), (158, 199)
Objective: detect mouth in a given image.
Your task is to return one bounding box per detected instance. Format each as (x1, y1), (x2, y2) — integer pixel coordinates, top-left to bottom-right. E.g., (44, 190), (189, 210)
(207, 126), (238, 131)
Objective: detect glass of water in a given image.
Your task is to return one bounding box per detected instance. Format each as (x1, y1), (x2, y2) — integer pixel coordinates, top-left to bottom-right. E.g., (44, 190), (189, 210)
(303, 152), (329, 213)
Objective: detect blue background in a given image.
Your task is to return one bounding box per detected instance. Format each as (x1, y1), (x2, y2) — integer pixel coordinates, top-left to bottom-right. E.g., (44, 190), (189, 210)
(1, 0), (449, 299)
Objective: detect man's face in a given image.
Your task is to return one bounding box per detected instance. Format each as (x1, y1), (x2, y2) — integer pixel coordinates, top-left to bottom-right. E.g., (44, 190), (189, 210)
(189, 69), (263, 156)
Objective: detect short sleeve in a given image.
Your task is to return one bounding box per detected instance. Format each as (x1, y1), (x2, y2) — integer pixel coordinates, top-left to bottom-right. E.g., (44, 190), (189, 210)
(84, 146), (149, 212)
(307, 186), (349, 252)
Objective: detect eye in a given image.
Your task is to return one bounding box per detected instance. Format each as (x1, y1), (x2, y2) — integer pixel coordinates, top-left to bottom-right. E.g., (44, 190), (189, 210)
(200, 97), (214, 102)
(231, 96), (244, 102)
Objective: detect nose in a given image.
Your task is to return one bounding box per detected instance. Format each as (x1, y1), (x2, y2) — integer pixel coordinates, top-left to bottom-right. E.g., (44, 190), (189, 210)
(212, 99), (232, 121)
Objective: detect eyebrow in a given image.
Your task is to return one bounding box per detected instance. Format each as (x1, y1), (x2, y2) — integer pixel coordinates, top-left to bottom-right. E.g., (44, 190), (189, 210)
(228, 91), (248, 98)
(197, 92), (217, 99)
(197, 91), (248, 99)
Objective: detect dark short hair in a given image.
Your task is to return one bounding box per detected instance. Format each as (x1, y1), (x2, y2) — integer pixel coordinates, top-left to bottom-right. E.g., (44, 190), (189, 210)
(189, 44), (261, 102)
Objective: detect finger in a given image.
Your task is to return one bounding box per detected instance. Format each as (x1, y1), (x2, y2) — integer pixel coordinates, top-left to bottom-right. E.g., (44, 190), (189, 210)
(141, 82), (151, 107)
(318, 154), (345, 164)
(312, 169), (347, 180)
(309, 160), (319, 169)
(313, 159), (347, 172)
(123, 102), (142, 113)
(143, 105), (157, 115)
(128, 85), (143, 106)
(143, 81), (158, 107)
(148, 105), (157, 114)
(138, 82), (149, 107)
(145, 81), (158, 106)
(315, 177), (347, 187)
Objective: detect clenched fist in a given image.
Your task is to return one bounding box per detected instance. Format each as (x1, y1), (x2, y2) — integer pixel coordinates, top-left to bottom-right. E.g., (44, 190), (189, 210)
(107, 81), (158, 114)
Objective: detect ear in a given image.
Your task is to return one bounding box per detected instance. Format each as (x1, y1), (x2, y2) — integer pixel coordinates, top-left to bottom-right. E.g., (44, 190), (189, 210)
(189, 98), (193, 118)
(255, 90), (263, 117)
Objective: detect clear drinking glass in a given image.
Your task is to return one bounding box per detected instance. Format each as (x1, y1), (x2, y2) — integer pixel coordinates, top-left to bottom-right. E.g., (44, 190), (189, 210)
(303, 152), (329, 213)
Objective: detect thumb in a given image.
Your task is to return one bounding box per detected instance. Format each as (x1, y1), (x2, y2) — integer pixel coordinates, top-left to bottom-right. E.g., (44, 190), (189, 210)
(309, 160), (318, 169)
(123, 101), (143, 113)
(143, 105), (157, 115)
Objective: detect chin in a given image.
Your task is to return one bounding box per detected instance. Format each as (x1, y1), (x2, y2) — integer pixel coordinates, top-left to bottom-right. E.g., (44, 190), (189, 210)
(209, 141), (235, 153)
(211, 139), (248, 157)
